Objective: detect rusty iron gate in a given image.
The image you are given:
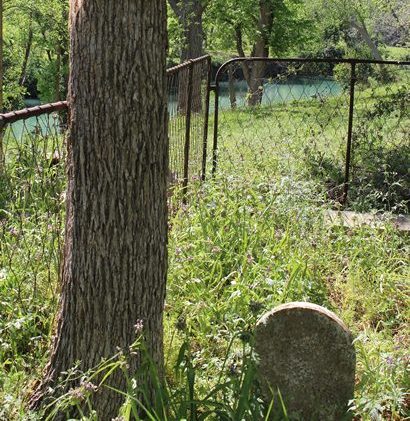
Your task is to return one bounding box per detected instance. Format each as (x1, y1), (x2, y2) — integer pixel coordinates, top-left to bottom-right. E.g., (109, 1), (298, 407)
(211, 57), (410, 212)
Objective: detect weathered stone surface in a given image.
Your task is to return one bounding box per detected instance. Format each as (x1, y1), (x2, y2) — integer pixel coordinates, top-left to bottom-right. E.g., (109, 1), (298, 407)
(255, 302), (355, 420)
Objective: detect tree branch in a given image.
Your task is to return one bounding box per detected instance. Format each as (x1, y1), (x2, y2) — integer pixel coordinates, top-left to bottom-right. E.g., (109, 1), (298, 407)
(234, 25), (252, 87)
(168, 0), (181, 16)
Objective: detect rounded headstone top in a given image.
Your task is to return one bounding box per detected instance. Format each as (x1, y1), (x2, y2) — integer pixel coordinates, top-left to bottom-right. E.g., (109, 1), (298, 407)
(255, 302), (355, 420)
(257, 301), (350, 332)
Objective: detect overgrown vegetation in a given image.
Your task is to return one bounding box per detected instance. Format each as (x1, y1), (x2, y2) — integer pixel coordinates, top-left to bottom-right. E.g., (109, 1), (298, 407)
(0, 81), (409, 418)
(0, 0), (409, 416)
(216, 73), (409, 213)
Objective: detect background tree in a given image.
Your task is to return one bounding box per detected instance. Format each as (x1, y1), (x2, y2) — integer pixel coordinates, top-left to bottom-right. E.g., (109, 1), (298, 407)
(168, 0), (209, 61)
(31, 0), (69, 102)
(374, 0), (410, 48)
(168, 1), (209, 112)
(208, 0), (311, 105)
(29, 0), (168, 418)
(1, 0), (28, 108)
(307, 0), (392, 60)
(0, 0), (68, 108)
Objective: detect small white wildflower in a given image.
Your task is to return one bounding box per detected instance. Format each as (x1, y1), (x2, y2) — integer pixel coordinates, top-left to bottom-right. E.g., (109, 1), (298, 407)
(134, 319), (144, 335)
(80, 380), (98, 393)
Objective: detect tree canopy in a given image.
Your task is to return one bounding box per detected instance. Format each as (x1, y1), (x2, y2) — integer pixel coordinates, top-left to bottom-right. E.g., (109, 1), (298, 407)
(0, 0), (408, 109)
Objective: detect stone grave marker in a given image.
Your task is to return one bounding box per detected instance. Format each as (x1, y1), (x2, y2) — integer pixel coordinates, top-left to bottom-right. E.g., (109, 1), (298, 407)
(255, 302), (356, 420)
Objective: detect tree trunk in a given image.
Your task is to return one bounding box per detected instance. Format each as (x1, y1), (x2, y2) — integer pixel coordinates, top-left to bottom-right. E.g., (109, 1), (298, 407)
(180, 2), (204, 61)
(169, 0), (205, 61)
(228, 64), (237, 109)
(170, 0), (205, 112)
(29, 1), (168, 419)
(350, 17), (383, 61)
(234, 1), (273, 107)
(19, 24), (33, 87)
(247, 0), (272, 106)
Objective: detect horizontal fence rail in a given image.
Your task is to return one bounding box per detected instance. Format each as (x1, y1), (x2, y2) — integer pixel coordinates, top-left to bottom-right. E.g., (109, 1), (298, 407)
(0, 55), (212, 191)
(212, 57), (409, 213)
(0, 101), (68, 125)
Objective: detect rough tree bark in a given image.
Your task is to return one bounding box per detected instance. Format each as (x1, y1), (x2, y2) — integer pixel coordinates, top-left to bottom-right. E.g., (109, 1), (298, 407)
(29, 0), (168, 419)
(228, 64), (237, 109)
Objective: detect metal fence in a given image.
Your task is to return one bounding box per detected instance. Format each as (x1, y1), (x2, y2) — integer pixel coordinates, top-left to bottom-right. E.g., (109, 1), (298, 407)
(0, 55), (408, 298)
(211, 58), (409, 213)
(0, 102), (68, 304)
(167, 55), (211, 200)
(0, 55), (211, 307)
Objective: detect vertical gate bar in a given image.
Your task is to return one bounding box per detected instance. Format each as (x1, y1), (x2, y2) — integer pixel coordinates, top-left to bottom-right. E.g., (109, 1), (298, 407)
(182, 60), (194, 203)
(0, 120), (4, 174)
(342, 61), (357, 205)
(0, 1), (4, 174)
(211, 75), (220, 177)
(201, 56), (212, 181)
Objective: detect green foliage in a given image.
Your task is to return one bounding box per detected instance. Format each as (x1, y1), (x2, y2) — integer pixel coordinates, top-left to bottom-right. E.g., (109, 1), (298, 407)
(206, 0), (312, 57)
(0, 2), (409, 419)
(348, 86), (410, 212)
(333, 62), (373, 87)
(167, 5), (185, 66)
(1, 124), (409, 418)
(2, 0), (409, 107)
(2, 0), (68, 108)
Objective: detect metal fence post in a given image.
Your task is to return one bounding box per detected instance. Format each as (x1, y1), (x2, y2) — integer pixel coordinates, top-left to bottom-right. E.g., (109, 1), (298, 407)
(201, 56), (212, 181)
(0, 119), (5, 174)
(182, 60), (194, 203)
(342, 61), (357, 205)
(211, 78), (219, 177)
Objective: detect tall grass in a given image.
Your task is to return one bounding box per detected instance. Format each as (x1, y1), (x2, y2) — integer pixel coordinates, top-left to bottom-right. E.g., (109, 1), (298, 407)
(0, 80), (409, 419)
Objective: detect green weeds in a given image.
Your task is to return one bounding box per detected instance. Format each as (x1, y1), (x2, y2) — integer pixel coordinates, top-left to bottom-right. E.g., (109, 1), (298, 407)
(0, 82), (409, 419)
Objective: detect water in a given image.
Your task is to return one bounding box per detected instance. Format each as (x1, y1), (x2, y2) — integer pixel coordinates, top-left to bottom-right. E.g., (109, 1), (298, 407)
(24, 99), (42, 107)
(6, 113), (61, 140)
(5, 99), (61, 140)
(9, 78), (342, 136)
(168, 77), (342, 116)
(216, 77), (342, 109)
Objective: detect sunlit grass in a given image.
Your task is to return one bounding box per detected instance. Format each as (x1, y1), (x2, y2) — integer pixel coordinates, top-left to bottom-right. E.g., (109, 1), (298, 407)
(0, 77), (409, 419)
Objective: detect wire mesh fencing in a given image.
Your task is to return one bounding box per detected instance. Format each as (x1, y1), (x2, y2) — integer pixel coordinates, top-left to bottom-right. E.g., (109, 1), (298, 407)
(167, 55), (211, 201)
(349, 62), (409, 212)
(0, 56), (408, 304)
(0, 56), (212, 305)
(211, 58), (409, 213)
(0, 102), (68, 305)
